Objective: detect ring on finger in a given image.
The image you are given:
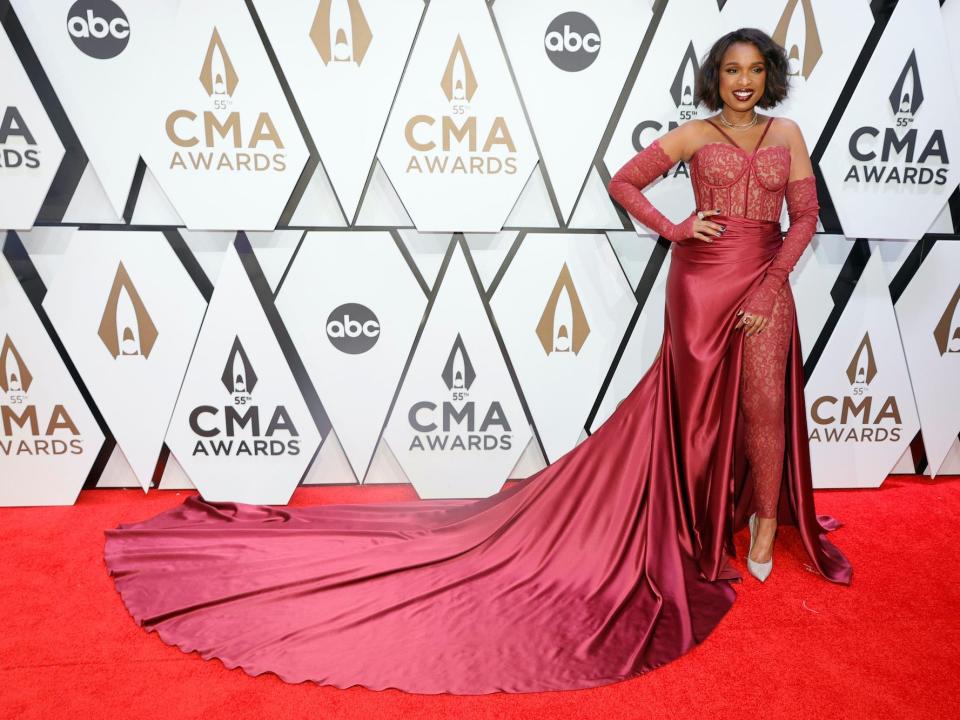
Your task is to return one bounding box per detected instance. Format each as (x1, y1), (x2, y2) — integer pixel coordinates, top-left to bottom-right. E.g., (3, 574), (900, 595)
(697, 210), (705, 220)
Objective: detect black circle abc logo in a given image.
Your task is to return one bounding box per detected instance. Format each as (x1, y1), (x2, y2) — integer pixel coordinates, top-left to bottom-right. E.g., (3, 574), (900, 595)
(326, 303), (380, 354)
(544, 12), (601, 72)
(67, 0), (130, 60)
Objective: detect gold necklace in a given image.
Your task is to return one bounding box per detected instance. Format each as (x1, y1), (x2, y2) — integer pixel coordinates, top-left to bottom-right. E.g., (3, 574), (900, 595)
(718, 109), (758, 129)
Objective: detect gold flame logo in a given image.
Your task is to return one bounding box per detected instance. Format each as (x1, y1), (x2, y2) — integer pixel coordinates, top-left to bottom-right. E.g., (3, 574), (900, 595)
(200, 27), (239, 98)
(933, 284), (960, 356)
(536, 263), (590, 355)
(0, 335), (32, 394)
(846, 332), (878, 386)
(773, 0), (822, 80)
(97, 262), (159, 359)
(441, 35), (478, 103)
(310, 0), (373, 66)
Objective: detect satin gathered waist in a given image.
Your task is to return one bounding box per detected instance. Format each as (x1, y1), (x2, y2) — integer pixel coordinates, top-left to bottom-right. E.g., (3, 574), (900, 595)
(672, 214), (782, 265)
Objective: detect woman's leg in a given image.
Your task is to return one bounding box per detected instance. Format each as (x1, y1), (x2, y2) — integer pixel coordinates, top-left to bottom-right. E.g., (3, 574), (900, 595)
(739, 285), (796, 561)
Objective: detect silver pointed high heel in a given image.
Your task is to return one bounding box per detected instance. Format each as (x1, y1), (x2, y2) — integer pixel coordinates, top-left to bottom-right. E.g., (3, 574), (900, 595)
(747, 512), (773, 582)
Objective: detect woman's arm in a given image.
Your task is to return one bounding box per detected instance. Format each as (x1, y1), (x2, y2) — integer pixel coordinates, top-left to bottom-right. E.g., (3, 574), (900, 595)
(740, 119), (819, 328)
(607, 123), (721, 243)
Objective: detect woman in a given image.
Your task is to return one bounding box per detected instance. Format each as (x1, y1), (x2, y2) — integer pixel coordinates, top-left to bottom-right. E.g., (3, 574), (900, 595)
(104, 29), (851, 696)
(606, 27), (848, 584)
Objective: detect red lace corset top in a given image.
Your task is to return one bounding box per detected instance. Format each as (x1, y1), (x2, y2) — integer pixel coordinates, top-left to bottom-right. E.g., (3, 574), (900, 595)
(606, 114), (821, 321)
(690, 117), (791, 221)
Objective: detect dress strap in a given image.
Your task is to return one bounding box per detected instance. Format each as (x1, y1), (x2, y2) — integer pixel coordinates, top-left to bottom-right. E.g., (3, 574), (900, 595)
(752, 116), (775, 152)
(704, 116), (776, 153)
(704, 119), (739, 148)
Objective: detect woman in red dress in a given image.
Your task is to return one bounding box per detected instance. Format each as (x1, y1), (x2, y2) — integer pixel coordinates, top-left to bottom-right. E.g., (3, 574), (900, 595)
(104, 29), (851, 695)
(607, 27), (843, 584)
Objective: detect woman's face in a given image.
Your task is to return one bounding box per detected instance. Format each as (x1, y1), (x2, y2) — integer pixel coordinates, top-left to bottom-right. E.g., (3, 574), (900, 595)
(717, 41), (766, 112)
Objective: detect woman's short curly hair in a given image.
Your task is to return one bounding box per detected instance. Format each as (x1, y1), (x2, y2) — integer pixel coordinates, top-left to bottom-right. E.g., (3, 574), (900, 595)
(695, 28), (789, 111)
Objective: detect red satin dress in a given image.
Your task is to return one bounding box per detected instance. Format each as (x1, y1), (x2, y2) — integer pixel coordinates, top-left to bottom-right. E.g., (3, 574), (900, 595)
(104, 116), (851, 695)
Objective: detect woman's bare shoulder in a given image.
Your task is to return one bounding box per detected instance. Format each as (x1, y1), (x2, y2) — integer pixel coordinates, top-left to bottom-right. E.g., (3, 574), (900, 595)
(771, 116), (803, 137)
(664, 118), (719, 158)
(677, 117), (715, 137)
(771, 115), (796, 128)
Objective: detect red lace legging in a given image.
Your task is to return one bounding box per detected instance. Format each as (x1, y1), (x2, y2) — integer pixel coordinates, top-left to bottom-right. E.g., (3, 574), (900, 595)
(740, 282), (794, 519)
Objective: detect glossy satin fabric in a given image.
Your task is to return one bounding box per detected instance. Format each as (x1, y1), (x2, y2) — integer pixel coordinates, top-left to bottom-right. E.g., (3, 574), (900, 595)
(666, 216), (850, 583)
(104, 217), (851, 695)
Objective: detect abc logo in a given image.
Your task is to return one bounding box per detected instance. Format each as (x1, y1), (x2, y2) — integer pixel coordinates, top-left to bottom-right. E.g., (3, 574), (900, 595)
(544, 12), (600, 72)
(67, 0), (130, 60)
(326, 303), (380, 354)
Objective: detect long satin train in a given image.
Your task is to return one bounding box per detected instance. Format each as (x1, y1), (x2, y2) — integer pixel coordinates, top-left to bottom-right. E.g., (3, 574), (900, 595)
(104, 215), (851, 695)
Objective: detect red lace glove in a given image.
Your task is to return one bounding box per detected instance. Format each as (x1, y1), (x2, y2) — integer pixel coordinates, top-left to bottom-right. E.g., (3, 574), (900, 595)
(608, 139), (697, 242)
(741, 175), (819, 319)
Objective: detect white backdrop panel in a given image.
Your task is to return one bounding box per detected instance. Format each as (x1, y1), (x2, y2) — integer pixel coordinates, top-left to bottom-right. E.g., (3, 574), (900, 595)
(378, 0), (538, 232)
(804, 251), (921, 488)
(253, 0), (424, 223)
(140, 0), (310, 230)
(165, 243), (321, 503)
(820, 0), (960, 239)
(490, 233), (636, 461)
(276, 231), (427, 483)
(0, 252), (105, 505)
(0, 29), (64, 230)
(383, 240), (531, 498)
(42, 231), (206, 490)
(494, 1), (652, 223)
(894, 241), (960, 476)
(13, 0), (177, 217)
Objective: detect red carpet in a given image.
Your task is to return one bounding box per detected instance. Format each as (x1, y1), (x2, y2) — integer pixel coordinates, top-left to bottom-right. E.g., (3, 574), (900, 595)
(0, 475), (957, 720)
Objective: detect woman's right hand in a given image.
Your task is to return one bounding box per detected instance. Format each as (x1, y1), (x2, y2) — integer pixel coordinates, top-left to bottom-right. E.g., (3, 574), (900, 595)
(687, 209), (725, 243)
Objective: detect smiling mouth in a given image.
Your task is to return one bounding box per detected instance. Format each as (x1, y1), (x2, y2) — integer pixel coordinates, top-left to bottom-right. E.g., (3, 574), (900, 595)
(732, 89), (754, 101)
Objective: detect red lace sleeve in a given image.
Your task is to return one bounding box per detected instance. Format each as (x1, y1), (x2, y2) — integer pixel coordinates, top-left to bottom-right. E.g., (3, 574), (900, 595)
(607, 139), (696, 242)
(741, 175), (819, 318)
